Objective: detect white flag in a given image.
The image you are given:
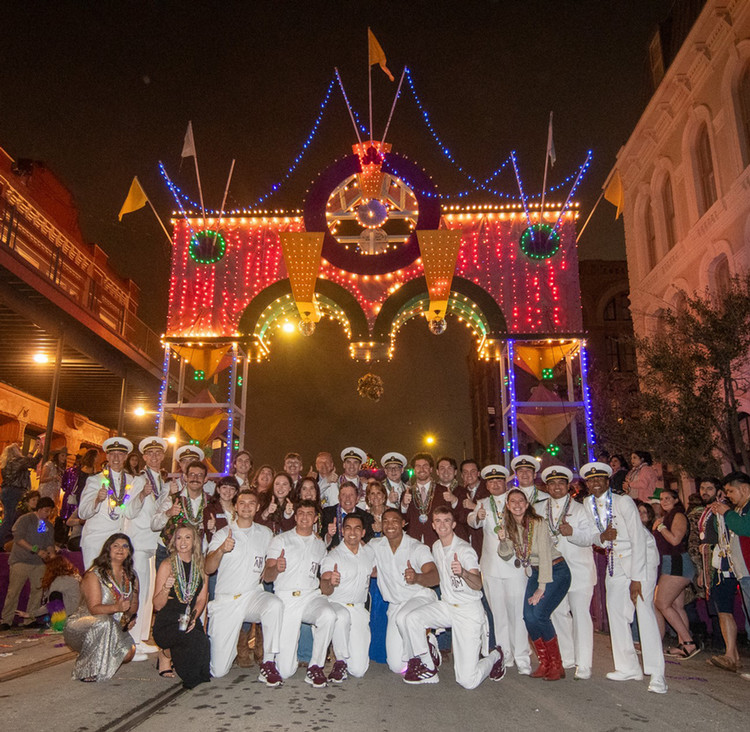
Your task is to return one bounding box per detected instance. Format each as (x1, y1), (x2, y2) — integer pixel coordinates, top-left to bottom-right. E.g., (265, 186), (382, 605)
(181, 121), (196, 158)
(546, 111), (556, 167)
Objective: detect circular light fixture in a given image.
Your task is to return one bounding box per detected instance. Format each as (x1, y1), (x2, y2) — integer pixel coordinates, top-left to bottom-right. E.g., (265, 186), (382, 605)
(33, 353), (49, 364)
(190, 230), (226, 264)
(519, 224), (561, 261)
(167, 435), (177, 445)
(133, 407), (146, 417)
(355, 198), (389, 228)
(282, 321), (295, 333)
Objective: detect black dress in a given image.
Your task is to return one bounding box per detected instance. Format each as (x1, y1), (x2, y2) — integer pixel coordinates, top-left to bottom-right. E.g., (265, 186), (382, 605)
(152, 560), (211, 689)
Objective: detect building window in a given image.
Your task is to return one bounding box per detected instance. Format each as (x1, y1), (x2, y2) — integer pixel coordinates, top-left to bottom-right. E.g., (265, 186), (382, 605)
(603, 291), (631, 322)
(662, 174), (677, 250)
(606, 337), (636, 373)
(739, 63), (750, 166)
(712, 254), (731, 298)
(695, 123), (717, 215)
(644, 199), (658, 270)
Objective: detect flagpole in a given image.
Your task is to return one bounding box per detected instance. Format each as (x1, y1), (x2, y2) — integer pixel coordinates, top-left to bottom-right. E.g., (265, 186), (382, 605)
(368, 27), (373, 142)
(213, 159), (236, 246)
(540, 111), (553, 227)
(193, 155), (207, 230)
(575, 190), (604, 244)
(146, 197), (174, 246)
(381, 67), (406, 147)
(335, 68), (363, 146)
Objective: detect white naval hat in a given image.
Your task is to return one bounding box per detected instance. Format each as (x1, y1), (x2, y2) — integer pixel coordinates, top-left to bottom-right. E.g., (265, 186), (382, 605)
(341, 446), (366, 463)
(102, 437), (133, 454)
(381, 451), (407, 468)
(175, 444), (205, 462)
(139, 436), (168, 453)
(579, 461), (613, 480)
(541, 465), (574, 483)
(511, 454), (541, 474)
(481, 464), (510, 480)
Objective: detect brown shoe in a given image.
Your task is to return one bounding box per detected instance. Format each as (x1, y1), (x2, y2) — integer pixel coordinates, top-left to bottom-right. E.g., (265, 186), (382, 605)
(709, 655), (737, 673)
(236, 629), (254, 668)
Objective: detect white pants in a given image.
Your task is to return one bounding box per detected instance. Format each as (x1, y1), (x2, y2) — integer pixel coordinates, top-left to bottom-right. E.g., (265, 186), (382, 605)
(81, 532), (113, 571)
(275, 590), (336, 679)
(385, 595), (435, 674)
(330, 601), (370, 677)
(405, 600), (496, 689)
(130, 550), (156, 645)
(606, 565), (664, 677)
(551, 584), (594, 673)
(208, 590), (284, 678)
(483, 573), (530, 671)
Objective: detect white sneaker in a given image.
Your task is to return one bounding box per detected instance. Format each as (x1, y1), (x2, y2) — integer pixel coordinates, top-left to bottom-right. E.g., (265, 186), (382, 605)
(606, 670), (643, 681)
(574, 668), (591, 680)
(131, 652), (149, 662)
(136, 642), (159, 654)
(648, 675), (668, 694)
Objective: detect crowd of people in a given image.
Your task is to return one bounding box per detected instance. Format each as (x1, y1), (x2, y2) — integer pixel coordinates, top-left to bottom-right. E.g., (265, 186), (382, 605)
(1, 438), (749, 694)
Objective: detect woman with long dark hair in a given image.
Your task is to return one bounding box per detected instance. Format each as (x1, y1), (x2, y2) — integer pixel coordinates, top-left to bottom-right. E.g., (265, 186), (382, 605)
(152, 524), (210, 688)
(652, 487), (699, 659)
(204, 475), (239, 544)
(497, 489), (571, 681)
(63, 533), (138, 681)
(257, 472), (295, 535)
(251, 464), (275, 495)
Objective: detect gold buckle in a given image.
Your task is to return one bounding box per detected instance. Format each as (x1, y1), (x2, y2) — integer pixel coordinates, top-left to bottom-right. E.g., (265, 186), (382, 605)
(346, 603), (355, 607)
(292, 590), (301, 597)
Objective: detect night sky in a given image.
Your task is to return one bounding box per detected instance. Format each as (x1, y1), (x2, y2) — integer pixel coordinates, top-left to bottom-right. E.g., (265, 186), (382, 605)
(0, 1), (673, 466)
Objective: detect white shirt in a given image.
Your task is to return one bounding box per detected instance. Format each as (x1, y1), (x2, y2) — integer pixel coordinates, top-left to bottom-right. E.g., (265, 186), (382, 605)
(384, 479), (407, 508)
(468, 494), (525, 579)
(370, 534), (435, 605)
(209, 521), (272, 596)
(125, 468), (168, 552)
(321, 542), (376, 605)
(432, 535), (482, 604)
(544, 495), (597, 589)
(79, 471), (143, 539)
(267, 529), (326, 592)
(319, 472), (339, 508)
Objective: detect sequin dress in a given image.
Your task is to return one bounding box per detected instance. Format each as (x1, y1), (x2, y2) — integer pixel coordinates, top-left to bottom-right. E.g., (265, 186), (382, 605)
(63, 569), (135, 681)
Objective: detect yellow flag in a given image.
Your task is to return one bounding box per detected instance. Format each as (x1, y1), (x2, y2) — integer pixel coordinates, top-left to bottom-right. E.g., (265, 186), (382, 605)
(368, 29), (394, 81)
(118, 177), (148, 220)
(603, 170), (624, 219)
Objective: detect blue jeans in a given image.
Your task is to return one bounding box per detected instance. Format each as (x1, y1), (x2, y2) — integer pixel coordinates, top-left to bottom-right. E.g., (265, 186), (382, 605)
(0, 486), (24, 547)
(523, 560), (571, 641)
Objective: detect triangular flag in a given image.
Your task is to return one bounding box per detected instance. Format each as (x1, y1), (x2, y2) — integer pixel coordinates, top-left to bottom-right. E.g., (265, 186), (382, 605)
(546, 111), (556, 167)
(368, 29), (394, 82)
(118, 177), (148, 221)
(181, 121), (196, 158)
(604, 170), (624, 219)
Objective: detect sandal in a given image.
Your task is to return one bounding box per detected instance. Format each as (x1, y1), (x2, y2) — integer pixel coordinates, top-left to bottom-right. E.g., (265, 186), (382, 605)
(80, 676), (97, 683)
(157, 653), (176, 678)
(666, 641), (700, 660)
(709, 655), (738, 672)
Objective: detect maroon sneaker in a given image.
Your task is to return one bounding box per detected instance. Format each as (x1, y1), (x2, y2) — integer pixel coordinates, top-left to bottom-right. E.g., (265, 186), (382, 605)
(328, 660), (348, 683)
(490, 646), (506, 681)
(404, 660), (439, 684)
(257, 661), (283, 687)
(305, 664), (328, 688)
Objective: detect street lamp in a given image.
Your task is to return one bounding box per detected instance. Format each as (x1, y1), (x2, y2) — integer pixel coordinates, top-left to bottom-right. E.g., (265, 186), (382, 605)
(133, 407), (146, 417)
(167, 435), (177, 445)
(424, 434), (436, 446)
(33, 353), (49, 364)
(282, 321), (295, 334)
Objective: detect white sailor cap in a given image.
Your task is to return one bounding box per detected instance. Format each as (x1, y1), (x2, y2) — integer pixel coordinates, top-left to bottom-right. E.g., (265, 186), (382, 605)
(102, 437), (133, 454)
(175, 444), (205, 462)
(511, 454), (541, 473)
(139, 436), (168, 453)
(341, 446), (366, 463)
(481, 464), (510, 480)
(579, 461), (613, 480)
(541, 465), (573, 483)
(381, 452), (407, 468)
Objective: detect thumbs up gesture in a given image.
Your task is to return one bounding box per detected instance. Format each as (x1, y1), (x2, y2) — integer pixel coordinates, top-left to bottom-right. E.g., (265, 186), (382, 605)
(451, 552), (463, 576)
(601, 523), (617, 543)
(559, 517), (573, 536)
(222, 527), (235, 553)
(331, 563), (341, 587)
(404, 559), (417, 584)
(402, 490), (412, 507)
(276, 548), (287, 573)
(476, 505), (487, 521)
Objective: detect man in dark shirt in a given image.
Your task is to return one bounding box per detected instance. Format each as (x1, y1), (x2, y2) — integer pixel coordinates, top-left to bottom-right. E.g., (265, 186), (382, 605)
(321, 482), (374, 549)
(0, 496), (56, 629)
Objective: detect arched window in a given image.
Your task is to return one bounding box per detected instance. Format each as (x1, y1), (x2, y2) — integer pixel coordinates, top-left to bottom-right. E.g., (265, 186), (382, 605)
(603, 292), (631, 321)
(644, 199), (658, 270)
(738, 63), (750, 166)
(662, 174), (677, 250)
(712, 254), (731, 298)
(695, 123), (717, 215)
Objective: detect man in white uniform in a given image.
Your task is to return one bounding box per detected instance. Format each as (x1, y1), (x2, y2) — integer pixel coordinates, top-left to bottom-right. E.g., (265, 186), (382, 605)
(540, 465), (597, 680)
(171, 445), (216, 497)
(124, 436), (169, 658)
(339, 447), (368, 508)
(579, 462), (667, 694)
(468, 464), (531, 674)
(320, 513), (376, 681)
(381, 452), (409, 508)
(510, 454), (547, 513)
(79, 437), (143, 569)
(263, 500), (337, 687)
(403, 506), (504, 687)
(205, 490), (284, 686)
(370, 507), (439, 674)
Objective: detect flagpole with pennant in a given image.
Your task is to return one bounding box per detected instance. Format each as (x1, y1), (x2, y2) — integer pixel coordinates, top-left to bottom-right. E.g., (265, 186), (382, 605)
(368, 28), (394, 142)
(118, 176), (173, 245)
(181, 121), (207, 228)
(539, 111), (556, 231)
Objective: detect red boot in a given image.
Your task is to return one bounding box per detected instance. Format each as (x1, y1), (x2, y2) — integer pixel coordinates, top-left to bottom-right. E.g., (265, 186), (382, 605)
(544, 636), (565, 681)
(530, 638), (548, 678)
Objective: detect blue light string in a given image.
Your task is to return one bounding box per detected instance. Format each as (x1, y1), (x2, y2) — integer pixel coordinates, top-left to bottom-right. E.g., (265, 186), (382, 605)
(224, 345), (237, 473)
(156, 343), (170, 434)
(507, 340), (519, 458)
(579, 343), (596, 462)
(510, 151), (533, 229)
(549, 150), (593, 236)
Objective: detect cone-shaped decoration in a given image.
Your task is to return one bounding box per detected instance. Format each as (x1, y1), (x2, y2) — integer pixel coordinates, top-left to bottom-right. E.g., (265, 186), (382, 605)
(279, 231), (325, 322)
(172, 345), (231, 380)
(417, 229), (463, 320)
(353, 141), (391, 200)
(515, 342), (577, 380)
